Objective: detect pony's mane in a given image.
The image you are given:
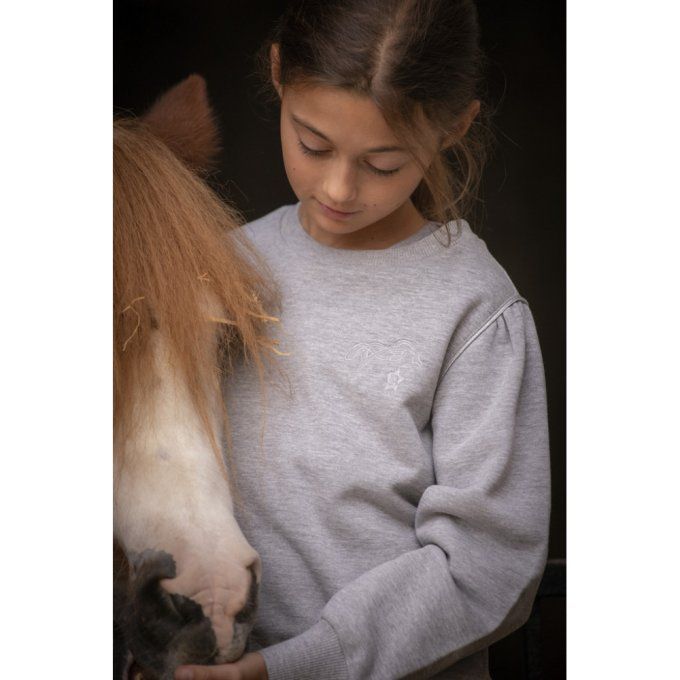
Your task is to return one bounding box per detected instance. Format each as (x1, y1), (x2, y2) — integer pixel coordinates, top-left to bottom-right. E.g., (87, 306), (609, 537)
(113, 117), (282, 494)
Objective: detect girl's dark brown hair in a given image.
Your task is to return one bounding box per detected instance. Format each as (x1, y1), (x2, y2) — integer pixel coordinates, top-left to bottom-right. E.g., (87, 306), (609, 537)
(255, 0), (492, 231)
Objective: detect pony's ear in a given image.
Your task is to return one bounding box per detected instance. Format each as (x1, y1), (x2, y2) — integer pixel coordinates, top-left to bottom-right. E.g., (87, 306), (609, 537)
(142, 74), (220, 173)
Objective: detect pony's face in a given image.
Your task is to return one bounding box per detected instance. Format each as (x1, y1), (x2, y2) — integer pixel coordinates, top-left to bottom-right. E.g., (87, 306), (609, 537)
(114, 333), (261, 679)
(113, 75), (277, 679)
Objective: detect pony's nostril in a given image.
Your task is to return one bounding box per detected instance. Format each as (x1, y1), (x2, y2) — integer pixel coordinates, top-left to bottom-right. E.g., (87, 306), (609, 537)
(169, 591), (206, 624)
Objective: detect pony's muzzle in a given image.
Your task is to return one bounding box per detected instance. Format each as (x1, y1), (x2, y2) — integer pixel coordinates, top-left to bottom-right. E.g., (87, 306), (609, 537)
(116, 549), (218, 680)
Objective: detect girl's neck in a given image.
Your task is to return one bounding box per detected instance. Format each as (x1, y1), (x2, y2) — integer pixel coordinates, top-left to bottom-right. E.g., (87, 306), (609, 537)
(299, 199), (430, 250)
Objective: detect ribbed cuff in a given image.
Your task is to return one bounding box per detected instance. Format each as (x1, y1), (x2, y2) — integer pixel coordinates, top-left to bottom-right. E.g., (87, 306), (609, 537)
(258, 618), (349, 680)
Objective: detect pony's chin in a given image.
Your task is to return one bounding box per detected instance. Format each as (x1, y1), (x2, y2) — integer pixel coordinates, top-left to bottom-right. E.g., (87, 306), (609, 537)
(213, 621), (250, 664)
(215, 650), (242, 664)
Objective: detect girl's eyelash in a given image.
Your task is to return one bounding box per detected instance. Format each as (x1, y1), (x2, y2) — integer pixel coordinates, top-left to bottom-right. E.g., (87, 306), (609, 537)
(296, 139), (400, 177)
(297, 139), (327, 157)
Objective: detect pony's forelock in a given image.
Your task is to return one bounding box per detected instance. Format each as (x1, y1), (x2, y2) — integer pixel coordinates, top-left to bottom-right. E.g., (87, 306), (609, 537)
(113, 118), (283, 502)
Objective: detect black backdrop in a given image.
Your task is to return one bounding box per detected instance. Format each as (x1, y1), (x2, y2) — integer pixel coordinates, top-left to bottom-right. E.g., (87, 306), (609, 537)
(114, 2), (565, 677)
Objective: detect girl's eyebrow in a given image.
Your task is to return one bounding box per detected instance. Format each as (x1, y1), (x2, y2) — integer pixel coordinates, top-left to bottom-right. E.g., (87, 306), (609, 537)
(291, 113), (406, 153)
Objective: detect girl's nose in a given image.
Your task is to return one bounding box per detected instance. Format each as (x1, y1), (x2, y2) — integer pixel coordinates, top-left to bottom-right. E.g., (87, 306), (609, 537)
(323, 159), (358, 205)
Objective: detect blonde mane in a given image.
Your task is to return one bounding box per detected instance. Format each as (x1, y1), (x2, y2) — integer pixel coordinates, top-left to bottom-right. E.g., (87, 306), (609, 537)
(113, 117), (281, 493)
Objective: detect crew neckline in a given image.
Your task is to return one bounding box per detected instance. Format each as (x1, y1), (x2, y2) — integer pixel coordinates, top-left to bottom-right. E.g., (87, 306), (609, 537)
(278, 202), (466, 264)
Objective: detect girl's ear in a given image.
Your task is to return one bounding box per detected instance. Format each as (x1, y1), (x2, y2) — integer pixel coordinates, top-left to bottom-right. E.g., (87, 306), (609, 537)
(270, 43), (283, 98)
(441, 99), (481, 149)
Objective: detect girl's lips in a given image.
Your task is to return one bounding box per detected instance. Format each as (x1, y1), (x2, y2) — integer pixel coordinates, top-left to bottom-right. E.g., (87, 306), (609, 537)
(317, 199), (359, 218)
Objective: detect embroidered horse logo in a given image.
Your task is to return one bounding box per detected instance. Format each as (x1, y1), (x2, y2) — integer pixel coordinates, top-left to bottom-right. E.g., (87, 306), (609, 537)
(345, 339), (423, 392)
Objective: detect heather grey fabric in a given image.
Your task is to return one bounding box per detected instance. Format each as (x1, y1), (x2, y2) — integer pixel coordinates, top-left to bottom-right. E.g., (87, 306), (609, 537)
(222, 203), (551, 680)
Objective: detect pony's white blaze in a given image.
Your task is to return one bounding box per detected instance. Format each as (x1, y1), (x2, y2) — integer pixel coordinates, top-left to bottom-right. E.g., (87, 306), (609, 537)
(114, 332), (260, 663)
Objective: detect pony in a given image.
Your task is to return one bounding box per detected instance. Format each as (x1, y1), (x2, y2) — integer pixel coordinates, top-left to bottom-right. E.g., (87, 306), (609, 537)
(113, 75), (281, 680)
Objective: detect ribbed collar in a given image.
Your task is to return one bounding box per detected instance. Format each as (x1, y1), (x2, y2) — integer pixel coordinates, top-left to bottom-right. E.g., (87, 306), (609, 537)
(278, 202), (467, 265)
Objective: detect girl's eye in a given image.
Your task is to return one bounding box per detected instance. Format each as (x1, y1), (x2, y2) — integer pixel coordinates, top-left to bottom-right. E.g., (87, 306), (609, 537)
(367, 164), (400, 177)
(297, 139), (328, 157)
(296, 139), (401, 177)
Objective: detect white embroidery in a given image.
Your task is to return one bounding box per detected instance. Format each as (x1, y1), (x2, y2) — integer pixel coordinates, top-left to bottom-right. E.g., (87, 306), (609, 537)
(385, 368), (405, 391)
(345, 339), (423, 392)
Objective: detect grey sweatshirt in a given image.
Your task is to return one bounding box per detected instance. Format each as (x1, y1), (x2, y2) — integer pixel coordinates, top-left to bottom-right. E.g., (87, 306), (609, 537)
(222, 202), (551, 680)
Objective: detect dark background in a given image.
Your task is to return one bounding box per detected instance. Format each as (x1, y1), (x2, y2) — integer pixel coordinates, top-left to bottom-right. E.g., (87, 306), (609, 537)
(114, 1), (565, 677)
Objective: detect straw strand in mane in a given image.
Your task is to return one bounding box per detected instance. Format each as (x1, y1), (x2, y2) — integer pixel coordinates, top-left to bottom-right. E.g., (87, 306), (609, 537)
(113, 117), (283, 504)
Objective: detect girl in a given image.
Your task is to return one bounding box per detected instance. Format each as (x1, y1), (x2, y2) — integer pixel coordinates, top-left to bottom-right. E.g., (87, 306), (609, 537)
(176, 0), (550, 678)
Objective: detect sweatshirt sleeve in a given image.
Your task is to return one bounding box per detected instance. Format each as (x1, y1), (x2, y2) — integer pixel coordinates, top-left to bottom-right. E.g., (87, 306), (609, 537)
(258, 298), (551, 680)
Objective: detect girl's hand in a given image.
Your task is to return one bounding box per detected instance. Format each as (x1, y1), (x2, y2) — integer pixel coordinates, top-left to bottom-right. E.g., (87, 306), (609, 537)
(174, 652), (268, 680)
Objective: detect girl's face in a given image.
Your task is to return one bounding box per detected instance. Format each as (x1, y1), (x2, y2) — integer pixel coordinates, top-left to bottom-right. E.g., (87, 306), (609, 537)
(277, 81), (441, 249)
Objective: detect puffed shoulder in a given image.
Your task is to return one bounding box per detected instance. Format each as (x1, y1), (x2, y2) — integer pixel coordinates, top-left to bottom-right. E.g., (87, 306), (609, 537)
(430, 295), (550, 516)
(439, 297), (543, 381)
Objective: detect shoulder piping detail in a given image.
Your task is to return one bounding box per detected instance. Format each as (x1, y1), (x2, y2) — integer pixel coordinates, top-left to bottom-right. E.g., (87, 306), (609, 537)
(437, 295), (527, 384)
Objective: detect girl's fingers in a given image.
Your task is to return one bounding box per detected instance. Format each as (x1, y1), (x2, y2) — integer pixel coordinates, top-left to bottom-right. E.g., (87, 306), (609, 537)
(174, 665), (238, 680)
